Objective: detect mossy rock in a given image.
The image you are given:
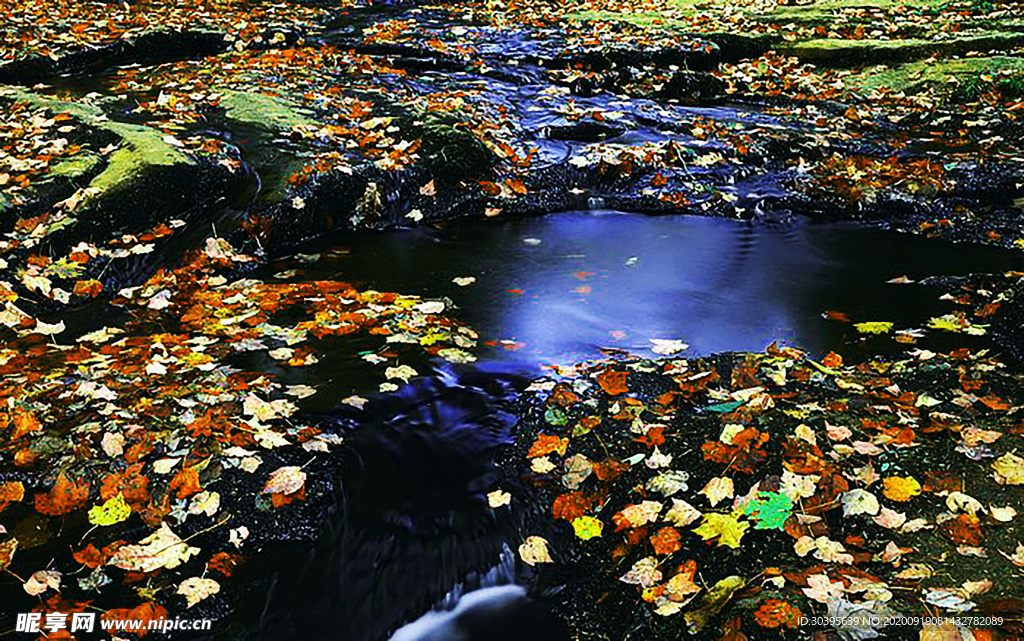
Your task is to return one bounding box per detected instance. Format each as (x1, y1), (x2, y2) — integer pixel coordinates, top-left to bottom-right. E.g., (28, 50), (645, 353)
(412, 113), (494, 188)
(220, 90), (318, 132)
(779, 32), (1024, 67)
(848, 55), (1024, 99)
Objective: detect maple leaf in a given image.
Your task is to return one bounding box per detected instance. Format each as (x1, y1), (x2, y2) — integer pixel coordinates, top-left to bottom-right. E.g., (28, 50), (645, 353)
(552, 492), (590, 521)
(518, 536), (553, 566)
(10, 408), (42, 439)
(169, 467), (202, 499)
(882, 476), (922, 501)
(101, 603), (167, 638)
(743, 491), (793, 530)
(208, 551), (243, 577)
(487, 489), (511, 508)
(803, 573), (845, 603)
(664, 498), (702, 527)
(572, 516), (603, 540)
(178, 577), (220, 609)
(693, 512), (749, 549)
(754, 598), (801, 629)
(35, 472), (90, 516)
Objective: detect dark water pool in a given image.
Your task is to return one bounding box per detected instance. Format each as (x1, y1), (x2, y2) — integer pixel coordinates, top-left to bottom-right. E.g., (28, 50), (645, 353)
(275, 211), (1024, 396)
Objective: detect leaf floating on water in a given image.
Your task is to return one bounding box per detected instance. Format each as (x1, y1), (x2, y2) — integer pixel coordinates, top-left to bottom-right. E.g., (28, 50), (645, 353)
(23, 570), (61, 596)
(518, 536), (552, 566)
(854, 321), (894, 334)
(262, 466), (306, 496)
(572, 516), (603, 540)
(664, 499), (702, 527)
(487, 489), (511, 508)
(88, 493), (131, 526)
(109, 523), (199, 573)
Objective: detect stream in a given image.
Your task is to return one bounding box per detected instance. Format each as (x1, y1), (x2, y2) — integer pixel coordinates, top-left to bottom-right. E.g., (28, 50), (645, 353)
(268, 210), (1024, 412)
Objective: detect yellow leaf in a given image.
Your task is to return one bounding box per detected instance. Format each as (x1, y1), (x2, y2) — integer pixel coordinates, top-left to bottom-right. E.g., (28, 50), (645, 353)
(993, 453), (1024, 485)
(882, 476), (922, 502)
(88, 493), (131, 526)
(693, 511), (749, 549)
(854, 321), (893, 334)
(572, 516), (604, 540)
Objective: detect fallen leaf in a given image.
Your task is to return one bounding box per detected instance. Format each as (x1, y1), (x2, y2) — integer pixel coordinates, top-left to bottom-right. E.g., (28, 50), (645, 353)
(108, 523), (200, 573)
(882, 476), (922, 502)
(23, 570), (61, 596)
(519, 536), (553, 565)
(699, 477), (734, 507)
(620, 556), (662, 587)
(88, 493), (131, 526)
(177, 577), (220, 608)
(693, 512), (749, 549)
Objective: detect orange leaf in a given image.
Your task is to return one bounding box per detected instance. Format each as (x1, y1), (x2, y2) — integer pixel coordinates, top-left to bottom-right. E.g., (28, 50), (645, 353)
(651, 527), (681, 555)
(527, 433), (568, 458)
(552, 492), (590, 521)
(73, 279), (103, 297)
(35, 472), (90, 516)
(101, 603), (167, 638)
(596, 370), (628, 396)
(11, 408), (42, 439)
(0, 481), (25, 513)
(169, 467), (202, 499)
(882, 476), (921, 502)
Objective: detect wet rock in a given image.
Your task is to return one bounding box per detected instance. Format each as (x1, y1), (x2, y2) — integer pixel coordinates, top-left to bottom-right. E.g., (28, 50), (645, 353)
(0, 30), (230, 85)
(545, 121), (625, 143)
(654, 70), (726, 104)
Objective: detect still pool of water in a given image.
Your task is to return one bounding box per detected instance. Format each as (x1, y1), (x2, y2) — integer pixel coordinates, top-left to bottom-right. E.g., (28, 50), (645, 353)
(273, 211), (1024, 403)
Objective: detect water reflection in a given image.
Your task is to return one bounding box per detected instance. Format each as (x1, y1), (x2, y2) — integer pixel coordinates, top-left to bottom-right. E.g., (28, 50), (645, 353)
(291, 211), (1024, 372)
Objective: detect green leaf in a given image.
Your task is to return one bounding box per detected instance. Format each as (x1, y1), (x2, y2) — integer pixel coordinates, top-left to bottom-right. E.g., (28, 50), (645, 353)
(743, 491), (793, 530)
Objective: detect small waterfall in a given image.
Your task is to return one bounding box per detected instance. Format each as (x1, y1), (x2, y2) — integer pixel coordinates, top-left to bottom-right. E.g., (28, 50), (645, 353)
(586, 196), (605, 209)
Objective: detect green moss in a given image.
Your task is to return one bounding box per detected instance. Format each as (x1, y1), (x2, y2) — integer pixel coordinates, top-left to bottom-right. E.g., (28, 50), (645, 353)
(47, 152), (101, 178)
(1, 85), (189, 204)
(849, 55), (1024, 95)
(220, 90), (317, 132)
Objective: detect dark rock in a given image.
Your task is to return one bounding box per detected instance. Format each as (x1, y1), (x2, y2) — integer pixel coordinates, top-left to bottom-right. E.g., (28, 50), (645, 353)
(655, 70), (727, 104)
(0, 30), (230, 85)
